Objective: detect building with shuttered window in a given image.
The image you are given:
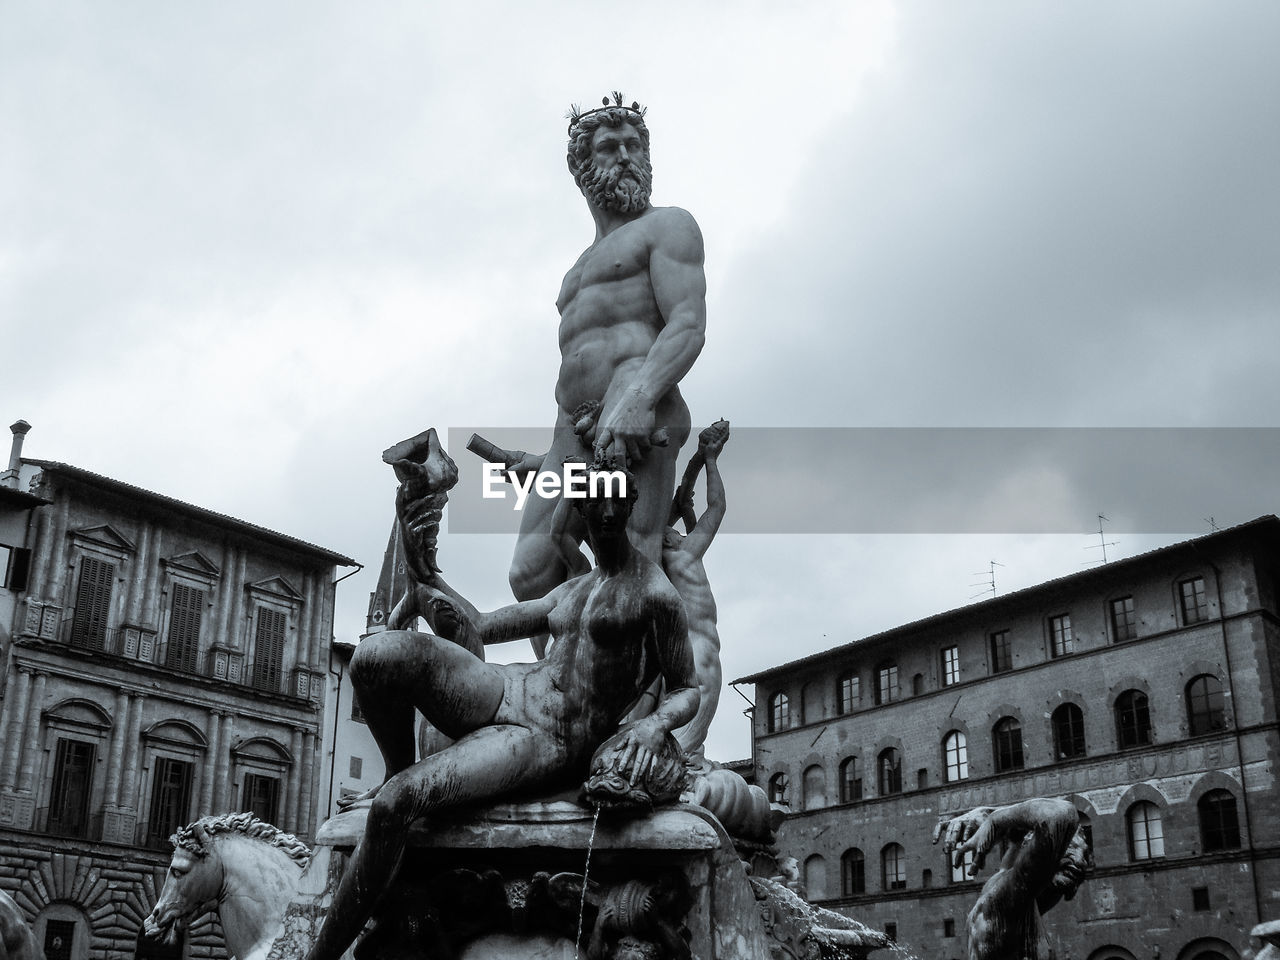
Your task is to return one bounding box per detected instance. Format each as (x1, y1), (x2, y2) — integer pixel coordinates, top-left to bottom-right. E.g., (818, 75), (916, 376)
(0, 422), (354, 960)
(736, 516), (1280, 960)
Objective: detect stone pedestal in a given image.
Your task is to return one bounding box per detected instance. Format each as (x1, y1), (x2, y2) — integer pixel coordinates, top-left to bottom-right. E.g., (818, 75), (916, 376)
(274, 799), (779, 960)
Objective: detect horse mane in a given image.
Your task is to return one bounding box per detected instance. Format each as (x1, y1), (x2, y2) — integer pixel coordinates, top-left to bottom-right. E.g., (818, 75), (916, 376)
(170, 812), (311, 867)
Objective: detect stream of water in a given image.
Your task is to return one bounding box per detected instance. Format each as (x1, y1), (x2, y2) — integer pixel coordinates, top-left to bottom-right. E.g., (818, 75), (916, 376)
(574, 806), (601, 960)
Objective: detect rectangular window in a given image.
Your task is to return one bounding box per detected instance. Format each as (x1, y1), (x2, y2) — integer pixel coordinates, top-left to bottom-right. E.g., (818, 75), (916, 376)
(1192, 887), (1210, 911)
(2, 545), (31, 591)
(148, 757), (193, 846)
(989, 630), (1012, 673)
(838, 674), (859, 714)
(950, 849), (974, 883)
(883, 923), (897, 943)
(1049, 614), (1074, 657)
(875, 664), (898, 705)
(166, 583), (205, 672)
(943, 918), (956, 938)
(252, 606), (287, 692)
(1180, 577), (1208, 624)
(941, 646), (960, 686)
(1110, 596), (1137, 642)
(70, 556), (114, 649)
(349, 756), (363, 779)
(242, 773), (281, 824)
(351, 691), (365, 723)
(43, 919), (77, 960)
(47, 738), (95, 837)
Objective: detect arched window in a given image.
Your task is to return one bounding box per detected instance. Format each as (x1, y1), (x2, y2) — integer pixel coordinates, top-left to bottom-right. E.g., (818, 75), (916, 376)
(804, 854), (828, 900)
(878, 748), (902, 795)
(768, 692), (790, 733)
(992, 717), (1024, 772)
(841, 847), (865, 896)
(1051, 703), (1086, 760)
(1186, 675), (1225, 735)
(942, 731), (969, 782)
(1198, 789), (1241, 851)
(768, 772), (790, 806)
(875, 663), (899, 705)
(802, 764), (828, 810)
(1126, 800), (1164, 860)
(837, 673), (859, 715)
(839, 756), (862, 803)
(881, 843), (906, 890)
(911, 672), (924, 696)
(1115, 690), (1152, 748)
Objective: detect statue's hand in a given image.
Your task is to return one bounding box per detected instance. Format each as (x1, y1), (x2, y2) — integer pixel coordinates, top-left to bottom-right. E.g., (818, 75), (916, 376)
(504, 451), (544, 485)
(955, 818), (996, 875)
(697, 420), (730, 458)
(934, 806), (995, 856)
(595, 389), (658, 466)
(615, 717), (667, 785)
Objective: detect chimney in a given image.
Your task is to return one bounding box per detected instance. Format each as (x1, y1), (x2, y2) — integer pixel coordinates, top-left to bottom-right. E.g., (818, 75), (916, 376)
(3, 420), (31, 488)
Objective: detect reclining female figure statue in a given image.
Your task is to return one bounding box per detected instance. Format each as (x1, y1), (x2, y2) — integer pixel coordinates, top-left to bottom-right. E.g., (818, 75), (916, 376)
(299, 452), (699, 960)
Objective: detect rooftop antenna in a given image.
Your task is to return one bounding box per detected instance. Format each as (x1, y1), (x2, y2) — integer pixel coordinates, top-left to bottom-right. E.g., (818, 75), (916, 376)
(969, 560), (1002, 600)
(1204, 516), (1220, 532)
(1084, 513), (1119, 565)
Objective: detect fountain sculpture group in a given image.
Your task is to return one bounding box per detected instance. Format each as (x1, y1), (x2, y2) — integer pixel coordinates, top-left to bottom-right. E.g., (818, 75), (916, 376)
(129, 95), (1119, 960)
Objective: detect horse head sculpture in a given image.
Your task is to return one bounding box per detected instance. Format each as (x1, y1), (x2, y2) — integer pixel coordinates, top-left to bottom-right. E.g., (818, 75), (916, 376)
(144, 813), (310, 960)
(0, 889), (44, 960)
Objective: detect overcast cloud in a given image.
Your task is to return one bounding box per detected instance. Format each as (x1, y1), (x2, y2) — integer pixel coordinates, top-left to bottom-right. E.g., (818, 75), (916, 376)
(3, 1), (1277, 762)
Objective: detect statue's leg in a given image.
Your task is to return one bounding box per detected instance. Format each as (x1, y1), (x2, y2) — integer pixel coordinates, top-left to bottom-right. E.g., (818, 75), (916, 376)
(349, 629), (505, 786)
(509, 431), (583, 601)
(304, 724), (548, 960)
(674, 622), (722, 762)
(629, 393), (690, 562)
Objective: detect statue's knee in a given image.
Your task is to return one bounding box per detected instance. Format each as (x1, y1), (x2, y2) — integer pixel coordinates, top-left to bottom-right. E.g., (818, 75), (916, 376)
(368, 778), (415, 826)
(349, 631), (410, 690)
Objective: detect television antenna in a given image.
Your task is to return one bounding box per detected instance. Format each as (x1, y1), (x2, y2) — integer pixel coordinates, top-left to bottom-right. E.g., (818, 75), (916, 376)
(1084, 513), (1119, 565)
(970, 560), (1003, 600)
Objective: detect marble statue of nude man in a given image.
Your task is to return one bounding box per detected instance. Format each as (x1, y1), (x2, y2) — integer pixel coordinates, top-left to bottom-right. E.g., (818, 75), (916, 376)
(297, 463), (699, 960)
(934, 798), (1091, 960)
(508, 95), (707, 609)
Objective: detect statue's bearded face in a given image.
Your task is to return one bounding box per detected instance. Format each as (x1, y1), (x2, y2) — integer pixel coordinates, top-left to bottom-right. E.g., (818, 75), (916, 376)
(581, 121), (653, 214)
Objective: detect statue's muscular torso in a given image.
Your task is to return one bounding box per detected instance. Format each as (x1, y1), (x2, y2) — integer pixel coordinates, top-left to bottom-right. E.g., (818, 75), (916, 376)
(555, 206), (691, 416)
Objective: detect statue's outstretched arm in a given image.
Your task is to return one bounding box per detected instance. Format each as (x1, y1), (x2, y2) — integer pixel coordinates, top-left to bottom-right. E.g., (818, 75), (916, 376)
(955, 799), (1078, 889)
(681, 427), (729, 558)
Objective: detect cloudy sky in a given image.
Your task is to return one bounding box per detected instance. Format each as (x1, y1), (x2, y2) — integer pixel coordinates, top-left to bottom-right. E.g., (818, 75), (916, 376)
(4, 2), (1278, 762)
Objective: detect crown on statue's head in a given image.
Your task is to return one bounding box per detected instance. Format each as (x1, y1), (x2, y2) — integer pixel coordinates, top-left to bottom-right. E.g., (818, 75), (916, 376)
(567, 91), (648, 135)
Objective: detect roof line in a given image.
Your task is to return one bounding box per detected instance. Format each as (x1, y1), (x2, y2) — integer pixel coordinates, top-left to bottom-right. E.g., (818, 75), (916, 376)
(732, 514), (1280, 684)
(27, 459), (356, 566)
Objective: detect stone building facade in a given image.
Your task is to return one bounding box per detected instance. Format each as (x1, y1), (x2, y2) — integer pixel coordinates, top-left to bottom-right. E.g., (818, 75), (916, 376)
(0, 423), (353, 960)
(737, 517), (1280, 960)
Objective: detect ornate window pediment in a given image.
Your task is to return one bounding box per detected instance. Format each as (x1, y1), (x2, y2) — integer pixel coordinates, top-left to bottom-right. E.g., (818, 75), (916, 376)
(68, 524), (135, 557)
(162, 551), (221, 584)
(142, 719), (209, 750)
(232, 736), (294, 766)
(44, 697), (113, 732)
(247, 576), (303, 606)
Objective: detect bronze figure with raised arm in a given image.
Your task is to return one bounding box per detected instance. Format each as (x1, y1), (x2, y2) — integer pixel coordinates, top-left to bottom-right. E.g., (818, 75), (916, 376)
(934, 798), (1091, 960)
(662, 420), (729, 769)
(508, 94), (707, 610)
(298, 448), (699, 960)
